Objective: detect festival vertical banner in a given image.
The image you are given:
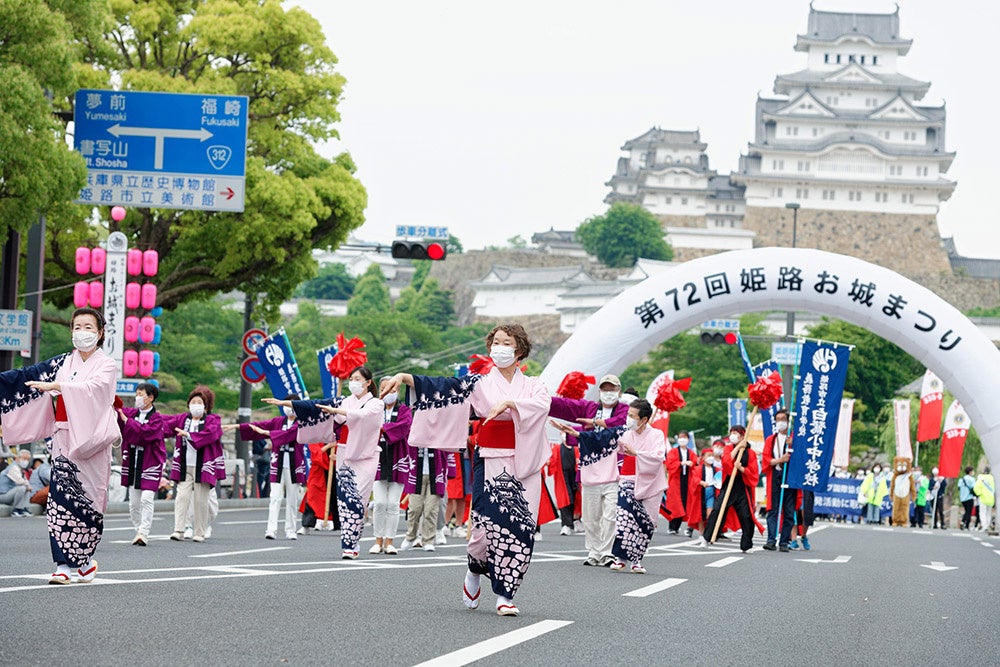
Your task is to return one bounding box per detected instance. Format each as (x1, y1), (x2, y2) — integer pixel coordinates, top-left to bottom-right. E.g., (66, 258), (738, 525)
(786, 341), (851, 491)
(916, 369), (944, 442)
(317, 343), (338, 399)
(893, 399), (913, 459)
(937, 400), (970, 478)
(832, 398), (854, 469)
(727, 399), (747, 429)
(751, 359), (782, 437)
(255, 329), (309, 400)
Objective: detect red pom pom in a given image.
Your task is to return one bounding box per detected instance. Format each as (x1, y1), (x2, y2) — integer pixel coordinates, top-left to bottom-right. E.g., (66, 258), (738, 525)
(113, 395), (124, 410)
(468, 354), (494, 375)
(654, 376), (692, 413)
(748, 372), (783, 410)
(327, 332), (368, 380)
(556, 372), (595, 399)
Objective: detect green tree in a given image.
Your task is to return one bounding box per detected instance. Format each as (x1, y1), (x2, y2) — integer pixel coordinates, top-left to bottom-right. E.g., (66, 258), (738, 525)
(394, 285), (419, 316)
(41, 0), (367, 312)
(411, 278), (455, 331)
(576, 202), (673, 267)
(0, 0), (105, 238)
(347, 264), (390, 317)
(446, 234), (464, 255)
(806, 318), (922, 410)
(620, 317), (770, 434)
(296, 263), (355, 300)
(410, 260), (431, 292)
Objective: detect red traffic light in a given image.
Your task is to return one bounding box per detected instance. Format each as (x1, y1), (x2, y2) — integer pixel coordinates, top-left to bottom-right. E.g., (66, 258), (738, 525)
(724, 332), (738, 345)
(701, 331), (739, 345)
(391, 240), (447, 261)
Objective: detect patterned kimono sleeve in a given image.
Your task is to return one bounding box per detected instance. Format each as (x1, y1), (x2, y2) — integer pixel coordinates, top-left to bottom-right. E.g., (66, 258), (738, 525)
(382, 403), (413, 446)
(0, 353), (68, 446)
(59, 355), (119, 460)
(577, 426), (627, 467)
(292, 397), (342, 443)
(408, 374), (481, 450)
(188, 413), (222, 450)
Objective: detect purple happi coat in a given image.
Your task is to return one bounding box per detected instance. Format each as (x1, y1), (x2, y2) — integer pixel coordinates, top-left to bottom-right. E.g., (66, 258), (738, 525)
(403, 445), (456, 497)
(238, 416), (305, 485)
(120, 407), (167, 492)
(164, 412), (225, 485)
(376, 402), (414, 485)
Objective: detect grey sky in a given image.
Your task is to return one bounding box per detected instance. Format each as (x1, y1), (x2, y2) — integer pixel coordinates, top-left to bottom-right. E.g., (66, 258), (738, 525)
(293, 0), (998, 258)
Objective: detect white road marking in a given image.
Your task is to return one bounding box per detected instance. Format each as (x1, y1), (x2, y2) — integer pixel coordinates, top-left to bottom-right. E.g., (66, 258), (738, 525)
(411, 620), (573, 667)
(872, 527), (893, 532)
(622, 577), (687, 598)
(912, 529), (933, 535)
(920, 561), (958, 572)
(189, 547), (292, 559)
(981, 542), (994, 547)
(705, 556), (742, 568)
(796, 555), (851, 564)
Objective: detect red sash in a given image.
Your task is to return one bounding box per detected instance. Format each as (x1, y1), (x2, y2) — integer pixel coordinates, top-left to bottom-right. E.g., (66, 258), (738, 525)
(620, 455), (636, 476)
(55, 395), (68, 422)
(337, 425), (349, 445)
(476, 420), (515, 449)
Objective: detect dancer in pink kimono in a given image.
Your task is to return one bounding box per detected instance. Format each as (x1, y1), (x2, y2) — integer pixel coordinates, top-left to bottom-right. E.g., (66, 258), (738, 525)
(266, 366), (383, 560)
(380, 324), (551, 617)
(0, 307), (119, 584)
(581, 399), (666, 574)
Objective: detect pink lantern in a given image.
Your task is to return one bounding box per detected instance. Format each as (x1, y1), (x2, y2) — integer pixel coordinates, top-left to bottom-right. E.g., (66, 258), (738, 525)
(125, 282), (141, 309)
(142, 250), (158, 277)
(138, 350), (154, 377)
(88, 281), (104, 308)
(73, 282), (89, 308)
(124, 316), (140, 343)
(75, 248), (91, 275)
(127, 249), (142, 276)
(139, 316), (156, 343)
(140, 283), (157, 310)
(90, 248), (106, 275)
(111, 206), (127, 222)
(122, 350), (138, 377)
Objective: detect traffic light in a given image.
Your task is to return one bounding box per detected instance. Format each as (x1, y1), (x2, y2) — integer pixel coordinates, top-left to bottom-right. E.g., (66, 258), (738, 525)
(701, 331), (738, 345)
(391, 240), (447, 261)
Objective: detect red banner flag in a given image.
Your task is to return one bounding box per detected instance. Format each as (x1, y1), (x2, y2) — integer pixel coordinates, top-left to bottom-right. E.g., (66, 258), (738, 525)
(937, 400), (969, 478)
(916, 369), (944, 442)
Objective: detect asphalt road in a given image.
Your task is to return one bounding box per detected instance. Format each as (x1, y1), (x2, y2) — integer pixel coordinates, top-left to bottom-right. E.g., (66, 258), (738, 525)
(0, 508), (997, 666)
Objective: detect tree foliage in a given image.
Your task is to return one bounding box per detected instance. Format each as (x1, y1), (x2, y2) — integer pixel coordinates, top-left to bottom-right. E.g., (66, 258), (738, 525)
(576, 202), (673, 267)
(40, 0), (367, 313)
(347, 264), (390, 317)
(295, 263), (355, 300)
(0, 0), (106, 239)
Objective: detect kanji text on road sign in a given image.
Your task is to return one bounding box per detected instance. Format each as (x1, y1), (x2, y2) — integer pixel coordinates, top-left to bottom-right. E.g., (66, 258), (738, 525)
(73, 89), (249, 213)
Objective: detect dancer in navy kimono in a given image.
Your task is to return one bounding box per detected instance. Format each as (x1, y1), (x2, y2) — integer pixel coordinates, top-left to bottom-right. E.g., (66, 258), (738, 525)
(381, 324), (550, 617)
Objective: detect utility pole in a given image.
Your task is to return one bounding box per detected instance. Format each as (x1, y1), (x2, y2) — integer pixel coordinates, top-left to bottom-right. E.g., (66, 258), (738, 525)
(234, 291), (254, 496)
(783, 201), (800, 402)
(0, 231), (20, 371)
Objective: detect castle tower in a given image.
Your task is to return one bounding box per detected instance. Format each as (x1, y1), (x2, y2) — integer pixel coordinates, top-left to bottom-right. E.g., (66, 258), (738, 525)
(732, 4), (955, 274)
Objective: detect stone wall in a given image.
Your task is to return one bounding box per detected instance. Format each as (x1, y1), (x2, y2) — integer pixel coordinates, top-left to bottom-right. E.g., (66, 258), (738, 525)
(656, 214), (706, 229)
(742, 207), (953, 275)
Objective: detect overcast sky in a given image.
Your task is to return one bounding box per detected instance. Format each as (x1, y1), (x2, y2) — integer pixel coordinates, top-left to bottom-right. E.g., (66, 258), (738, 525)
(292, 0), (998, 258)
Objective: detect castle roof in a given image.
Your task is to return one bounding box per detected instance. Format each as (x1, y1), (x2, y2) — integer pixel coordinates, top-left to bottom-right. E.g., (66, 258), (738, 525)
(795, 6), (912, 54)
(622, 127), (706, 151)
(747, 130), (955, 165)
(470, 264), (595, 288)
(775, 65), (929, 98)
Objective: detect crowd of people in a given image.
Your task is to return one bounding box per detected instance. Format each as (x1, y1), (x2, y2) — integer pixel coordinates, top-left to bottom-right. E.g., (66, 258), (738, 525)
(0, 314), (996, 616)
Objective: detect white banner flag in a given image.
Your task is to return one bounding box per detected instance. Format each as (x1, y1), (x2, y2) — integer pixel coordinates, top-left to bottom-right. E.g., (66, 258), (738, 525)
(893, 399), (913, 459)
(833, 398), (854, 468)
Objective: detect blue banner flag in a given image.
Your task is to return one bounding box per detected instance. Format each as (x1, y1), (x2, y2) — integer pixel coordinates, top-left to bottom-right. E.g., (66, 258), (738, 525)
(813, 478), (892, 517)
(786, 341), (851, 491)
(727, 399), (747, 428)
(256, 329), (309, 400)
(317, 344), (339, 399)
(751, 359), (783, 438)
(735, 333), (754, 382)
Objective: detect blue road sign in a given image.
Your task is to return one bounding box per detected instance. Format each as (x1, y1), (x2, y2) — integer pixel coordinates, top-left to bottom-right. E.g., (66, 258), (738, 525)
(395, 225), (449, 239)
(116, 379), (141, 395)
(73, 89), (249, 212)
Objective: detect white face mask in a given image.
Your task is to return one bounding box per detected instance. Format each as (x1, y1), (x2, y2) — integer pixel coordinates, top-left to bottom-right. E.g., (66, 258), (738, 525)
(678, 437), (689, 447)
(348, 380), (366, 396)
(729, 433), (740, 444)
(490, 345), (516, 369)
(599, 391), (619, 405)
(713, 447), (723, 456)
(383, 392), (398, 406)
(706, 456), (715, 465)
(18, 460), (29, 469)
(72, 330), (99, 352)
(626, 417), (638, 431)
(134, 395), (147, 410)
(189, 404), (205, 418)
(282, 406), (294, 417)
(776, 421), (788, 433)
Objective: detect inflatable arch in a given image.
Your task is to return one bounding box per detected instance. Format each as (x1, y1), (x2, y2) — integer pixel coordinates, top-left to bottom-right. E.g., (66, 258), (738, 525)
(540, 248), (1000, 469)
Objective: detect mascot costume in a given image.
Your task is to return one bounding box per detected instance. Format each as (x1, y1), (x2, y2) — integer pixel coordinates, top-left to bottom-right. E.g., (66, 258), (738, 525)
(891, 457), (914, 526)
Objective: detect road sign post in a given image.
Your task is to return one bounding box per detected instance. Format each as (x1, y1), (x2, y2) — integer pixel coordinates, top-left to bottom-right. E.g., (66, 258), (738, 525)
(73, 89), (249, 212)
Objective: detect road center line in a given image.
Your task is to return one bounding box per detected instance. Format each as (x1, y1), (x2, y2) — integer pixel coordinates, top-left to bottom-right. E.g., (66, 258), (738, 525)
(189, 547), (293, 558)
(411, 620), (573, 667)
(705, 556), (742, 568)
(622, 577), (687, 598)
